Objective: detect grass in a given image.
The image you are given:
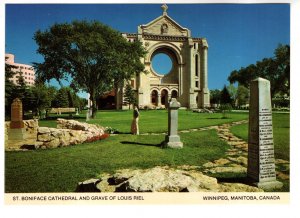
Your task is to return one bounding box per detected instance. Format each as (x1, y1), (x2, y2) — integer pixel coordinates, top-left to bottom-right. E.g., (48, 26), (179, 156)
(5, 110), (289, 193)
(40, 110), (249, 133)
(230, 113), (290, 160)
(5, 130), (229, 193)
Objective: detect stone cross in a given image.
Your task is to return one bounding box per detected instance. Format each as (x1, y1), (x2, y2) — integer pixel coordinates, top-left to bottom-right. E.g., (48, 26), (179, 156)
(247, 77), (283, 190)
(10, 98), (24, 129)
(164, 98), (183, 148)
(161, 4), (168, 15)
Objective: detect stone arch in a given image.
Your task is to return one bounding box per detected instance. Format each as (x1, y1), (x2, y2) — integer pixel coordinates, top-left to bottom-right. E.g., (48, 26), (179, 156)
(171, 89), (178, 99)
(146, 42), (183, 65)
(160, 89), (169, 106)
(119, 6), (209, 109)
(150, 89), (159, 106)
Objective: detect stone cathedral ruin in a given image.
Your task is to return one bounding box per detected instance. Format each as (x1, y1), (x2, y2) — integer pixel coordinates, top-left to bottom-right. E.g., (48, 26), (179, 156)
(116, 4), (210, 109)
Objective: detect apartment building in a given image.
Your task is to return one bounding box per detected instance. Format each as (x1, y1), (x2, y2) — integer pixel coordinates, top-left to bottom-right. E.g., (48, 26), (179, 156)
(5, 53), (35, 86)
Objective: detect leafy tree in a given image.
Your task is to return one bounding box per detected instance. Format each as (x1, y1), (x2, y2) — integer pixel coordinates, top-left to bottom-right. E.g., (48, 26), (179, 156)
(227, 84), (238, 106)
(236, 85), (249, 107)
(220, 85), (233, 105)
(123, 84), (137, 109)
(228, 44), (290, 98)
(53, 88), (69, 108)
(210, 89), (221, 106)
(34, 20), (146, 118)
(30, 84), (54, 116)
(5, 63), (17, 118)
(219, 103), (233, 119)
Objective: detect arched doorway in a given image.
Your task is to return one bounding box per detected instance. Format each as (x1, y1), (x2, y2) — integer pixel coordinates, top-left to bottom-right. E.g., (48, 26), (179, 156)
(171, 90), (178, 99)
(151, 90), (158, 106)
(161, 89), (168, 106)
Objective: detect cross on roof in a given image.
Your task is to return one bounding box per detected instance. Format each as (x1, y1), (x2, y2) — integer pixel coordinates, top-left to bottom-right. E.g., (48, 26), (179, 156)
(161, 4), (168, 15)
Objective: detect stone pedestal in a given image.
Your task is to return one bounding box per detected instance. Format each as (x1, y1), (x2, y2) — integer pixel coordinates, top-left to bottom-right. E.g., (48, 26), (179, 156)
(247, 77), (283, 190)
(164, 98), (183, 148)
(8, 128), (26, 140)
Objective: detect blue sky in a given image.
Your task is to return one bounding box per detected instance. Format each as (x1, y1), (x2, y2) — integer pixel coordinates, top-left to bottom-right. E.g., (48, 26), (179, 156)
(5, 3), (290, 96)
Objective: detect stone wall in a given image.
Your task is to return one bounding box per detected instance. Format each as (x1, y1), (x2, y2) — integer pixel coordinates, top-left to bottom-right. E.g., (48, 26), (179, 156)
(5, 119), (106, 150)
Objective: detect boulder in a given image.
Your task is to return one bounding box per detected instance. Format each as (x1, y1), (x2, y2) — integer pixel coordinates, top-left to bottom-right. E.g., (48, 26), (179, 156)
(37, 133), (51, 142)
(38, 127), (51, 134)
(45, 138), (60, 148)
(76, 166), (260, 193)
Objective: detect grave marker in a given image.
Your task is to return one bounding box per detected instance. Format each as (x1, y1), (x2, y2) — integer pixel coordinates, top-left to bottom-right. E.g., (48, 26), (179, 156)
(8, 98), (26, 143)
(10, 98), (24, 129)
(164, 98), (183, 148)
(247, 77), (283, 190)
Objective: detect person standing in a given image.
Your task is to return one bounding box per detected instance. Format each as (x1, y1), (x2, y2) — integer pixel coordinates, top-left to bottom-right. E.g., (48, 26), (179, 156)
(131, 105), (140, 135)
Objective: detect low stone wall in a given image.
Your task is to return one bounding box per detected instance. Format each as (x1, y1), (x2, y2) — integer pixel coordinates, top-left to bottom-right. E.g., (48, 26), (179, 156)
(5, 119), (106, 150)
(36, 119), (106, 149)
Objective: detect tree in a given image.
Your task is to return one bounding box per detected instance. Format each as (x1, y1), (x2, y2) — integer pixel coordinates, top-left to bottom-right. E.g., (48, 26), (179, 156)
(220, 85), (233, 105)
(34, 20), (146, 118)
(124, 84), (137, 109)
(53, 87), (69, 108)
(5, 63), (17, 118)
(30, 84), (54, 116)
(227, 84), (238, 107)
(228, 44), (290, 98)
(210, 89), (221, 106)
(236, 85), (249, 107)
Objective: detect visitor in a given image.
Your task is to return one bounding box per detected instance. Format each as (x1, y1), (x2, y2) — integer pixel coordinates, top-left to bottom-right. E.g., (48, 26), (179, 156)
(131, 105), (140, 135)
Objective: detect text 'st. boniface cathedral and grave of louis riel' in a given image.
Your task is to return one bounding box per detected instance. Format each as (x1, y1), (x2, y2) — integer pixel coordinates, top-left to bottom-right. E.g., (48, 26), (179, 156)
(115, 4), (209, 110)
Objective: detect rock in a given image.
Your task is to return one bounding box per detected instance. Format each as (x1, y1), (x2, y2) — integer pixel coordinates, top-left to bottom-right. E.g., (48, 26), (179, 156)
(228, 156), (248, 166)
(276, 172), (290, 180)
(38, 127), (51, 134)
(45, 138), (60, 148)
(76, 179), (101, 192)
(115, 167), (202, 192)
(24, 119), (39, 129)
(34, 141), (44, 148)
(77, 166), (263, 193)
(203, 158), (230, 168)
(37, 133), (51, 142)
(57, 118), (104, 132)
(204, 166), (247, 174)
(219, 183), (263, 192)
(59, 131), (71, 146)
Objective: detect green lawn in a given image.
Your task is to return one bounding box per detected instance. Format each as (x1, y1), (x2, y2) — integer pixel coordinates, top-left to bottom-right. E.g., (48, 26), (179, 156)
(230, 113), (290, 160)
(40, 110), (249, 133)
(5, 110), (289, 193)
(5, 130), (229, 193)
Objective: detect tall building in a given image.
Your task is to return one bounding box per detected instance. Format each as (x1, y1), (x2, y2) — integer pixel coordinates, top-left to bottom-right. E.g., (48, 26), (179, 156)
(117, 4), (209, 109)
(5, 53), (35, 86)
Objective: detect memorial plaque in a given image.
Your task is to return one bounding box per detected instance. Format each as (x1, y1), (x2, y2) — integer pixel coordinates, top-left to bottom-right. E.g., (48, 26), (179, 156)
(10, 98), (24, 129)
(247, 78), (282, 190)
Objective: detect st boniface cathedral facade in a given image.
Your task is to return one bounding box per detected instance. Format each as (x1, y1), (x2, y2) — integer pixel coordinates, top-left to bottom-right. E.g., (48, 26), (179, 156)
(115, 4), (210, 109)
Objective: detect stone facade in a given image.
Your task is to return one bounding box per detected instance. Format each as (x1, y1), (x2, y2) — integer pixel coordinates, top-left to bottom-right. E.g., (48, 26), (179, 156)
(117, 4), (209, 109)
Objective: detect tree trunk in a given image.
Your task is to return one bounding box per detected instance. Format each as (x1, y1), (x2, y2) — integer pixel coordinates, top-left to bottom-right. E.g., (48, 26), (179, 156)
(89, 91), (97, 119)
